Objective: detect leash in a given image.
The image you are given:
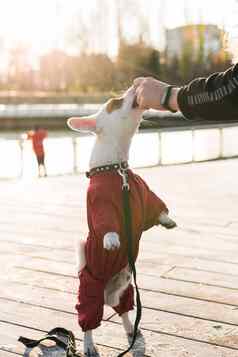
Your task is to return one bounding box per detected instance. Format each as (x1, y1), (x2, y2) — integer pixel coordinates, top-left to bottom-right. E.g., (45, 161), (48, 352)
(117, 165), (142, 357)
(18, 327), (81, 356)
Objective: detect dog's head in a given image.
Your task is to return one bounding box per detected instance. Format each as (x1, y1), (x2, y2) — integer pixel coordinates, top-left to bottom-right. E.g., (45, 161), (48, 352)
(67, 86), (143, 140)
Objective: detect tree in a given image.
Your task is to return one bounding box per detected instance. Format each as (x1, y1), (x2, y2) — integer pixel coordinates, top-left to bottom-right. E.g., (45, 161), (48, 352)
(39, 50), (72, 91)
(116, 39), (161, 88)
(71, 53), (115, 93)
(7, 45), (34, 90)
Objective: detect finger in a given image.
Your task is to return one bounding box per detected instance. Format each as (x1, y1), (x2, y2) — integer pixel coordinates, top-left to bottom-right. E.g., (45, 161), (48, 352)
(137, 95), (149, 110)
(134, 88), (142, 107)
(135, 87), (146, 108)
(137, 97), (146, 110)
(133, 77), (146, 87)
(135, 86), (143, 99)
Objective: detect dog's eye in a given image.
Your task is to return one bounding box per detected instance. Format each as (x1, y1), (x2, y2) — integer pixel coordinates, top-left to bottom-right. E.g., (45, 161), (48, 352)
(106, 97), (124, 113)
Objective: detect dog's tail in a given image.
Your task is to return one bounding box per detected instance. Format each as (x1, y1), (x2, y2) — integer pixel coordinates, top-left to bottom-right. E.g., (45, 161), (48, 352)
(76, 239), (86, 272)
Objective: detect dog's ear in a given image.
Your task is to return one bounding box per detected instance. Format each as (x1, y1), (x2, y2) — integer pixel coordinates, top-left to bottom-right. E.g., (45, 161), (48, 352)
(106, 97), (124, 113)
(67, 115), (97, 133)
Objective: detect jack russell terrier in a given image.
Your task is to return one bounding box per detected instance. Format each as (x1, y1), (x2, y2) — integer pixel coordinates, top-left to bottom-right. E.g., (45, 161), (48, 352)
(67, 86), (176, 357)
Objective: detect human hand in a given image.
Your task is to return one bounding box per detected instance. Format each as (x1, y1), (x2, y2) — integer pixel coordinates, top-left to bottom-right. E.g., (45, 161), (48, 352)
(133, 77), (179, 111)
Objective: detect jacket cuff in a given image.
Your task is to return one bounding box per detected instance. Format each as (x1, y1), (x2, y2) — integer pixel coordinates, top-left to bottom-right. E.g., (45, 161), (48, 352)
(177, 86), (196, 120)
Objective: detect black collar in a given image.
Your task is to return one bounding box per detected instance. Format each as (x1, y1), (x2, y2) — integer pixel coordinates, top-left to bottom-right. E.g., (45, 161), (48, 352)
(86, 161), (128, 178)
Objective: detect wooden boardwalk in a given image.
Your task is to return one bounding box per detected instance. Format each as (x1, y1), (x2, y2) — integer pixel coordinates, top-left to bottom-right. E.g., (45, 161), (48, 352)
(1, 159), (238, 356)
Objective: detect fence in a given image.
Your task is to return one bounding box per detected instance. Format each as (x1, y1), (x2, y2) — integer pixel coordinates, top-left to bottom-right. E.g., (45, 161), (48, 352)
(1, 123), (238, 179)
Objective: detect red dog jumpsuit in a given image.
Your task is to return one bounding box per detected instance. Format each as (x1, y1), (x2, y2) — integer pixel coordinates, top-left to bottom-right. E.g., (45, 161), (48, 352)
(76, 169), (168, 331)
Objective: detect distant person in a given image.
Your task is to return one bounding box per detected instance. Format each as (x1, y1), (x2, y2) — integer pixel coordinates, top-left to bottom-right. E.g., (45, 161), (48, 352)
(25, 126), (48, 177)
(133, 34), (238, 120)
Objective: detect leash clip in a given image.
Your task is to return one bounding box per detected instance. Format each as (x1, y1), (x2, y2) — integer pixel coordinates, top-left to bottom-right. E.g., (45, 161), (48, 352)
(118, 165), (130, 190)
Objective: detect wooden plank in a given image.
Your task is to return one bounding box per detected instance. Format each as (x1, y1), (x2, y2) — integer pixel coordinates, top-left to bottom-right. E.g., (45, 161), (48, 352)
(1, 301), (238, 356)
(0, 321), (117, 357)
(4, 238), (238, 281)
(0, 221), (77, 237)
(110, 307), (238, 349)
(0, 231), (76, 251)
(0, 351), (19, 356)
(140, 290), (238, 326)
(3, 220), (238, 261)
(137, 253), (238, 276)
(144, 227), (238, 253)
(0, 280), (114, 321)
(14, 257), (76, 277)
(11, 253), (238, 296)
(5, 267), (77, 293)
(181, 220), (238, 238)
(138, 275), (238, 307)
(141, 230), (238, 262)
(139, 243), (238, 265)
(0, 322), (42, 356)
(11, 257), (172, 281)
(6, 263), (238, 308)
(0, 241), (75, 263)
(0, 216), (84, 235)
(2, 277), (238, 329)
(5, 236), (238, 270)
(163, 267), (238, 290)
(5, 263), (172, 294)
(2, 298), (238, 351)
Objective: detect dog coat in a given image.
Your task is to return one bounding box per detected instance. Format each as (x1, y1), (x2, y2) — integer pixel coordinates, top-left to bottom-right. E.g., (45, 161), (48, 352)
(76, 169), (168, 331)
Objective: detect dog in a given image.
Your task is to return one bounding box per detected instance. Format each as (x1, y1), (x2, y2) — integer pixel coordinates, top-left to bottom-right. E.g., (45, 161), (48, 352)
(67, 86), (176, 356)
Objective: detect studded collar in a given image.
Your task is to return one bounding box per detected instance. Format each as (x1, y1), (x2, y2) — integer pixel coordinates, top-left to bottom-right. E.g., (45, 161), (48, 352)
(86, 161), (129, 178)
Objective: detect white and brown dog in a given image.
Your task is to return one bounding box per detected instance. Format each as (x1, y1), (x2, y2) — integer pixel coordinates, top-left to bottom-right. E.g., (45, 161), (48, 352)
(68, 86), (176, 357)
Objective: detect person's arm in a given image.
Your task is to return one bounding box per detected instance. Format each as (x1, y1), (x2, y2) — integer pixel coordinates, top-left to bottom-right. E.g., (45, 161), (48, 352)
(134, 63), (238, 121)
(177, 63), (238, 120)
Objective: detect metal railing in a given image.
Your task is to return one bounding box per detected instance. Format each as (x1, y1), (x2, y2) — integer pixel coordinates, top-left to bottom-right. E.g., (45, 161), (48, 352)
(1, 123), (238, 179)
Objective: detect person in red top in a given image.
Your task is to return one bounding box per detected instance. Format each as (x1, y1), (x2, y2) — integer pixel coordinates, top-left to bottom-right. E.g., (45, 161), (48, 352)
(27, 126), (48, 177)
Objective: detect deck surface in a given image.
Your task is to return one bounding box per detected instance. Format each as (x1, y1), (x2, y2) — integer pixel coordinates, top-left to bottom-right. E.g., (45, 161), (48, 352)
(1, 159), (238, 356)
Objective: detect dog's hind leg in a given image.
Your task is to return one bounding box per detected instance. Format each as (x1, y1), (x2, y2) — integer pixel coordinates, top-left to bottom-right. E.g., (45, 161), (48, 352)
(121, 312), (133, 335)
(76, 239), (86, 272)
(84, 330), (100, 357)
(122, 312), (143, 346)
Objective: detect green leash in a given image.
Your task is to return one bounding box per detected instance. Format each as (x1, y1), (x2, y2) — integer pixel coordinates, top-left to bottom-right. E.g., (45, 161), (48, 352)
(117, 168), (142, 357)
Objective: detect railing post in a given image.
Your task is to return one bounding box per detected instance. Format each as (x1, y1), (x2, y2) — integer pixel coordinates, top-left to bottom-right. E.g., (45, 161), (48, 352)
(19, 139), (24, 178)
(158, 131), (162, 165)
(219, 127), (223, 159)
(73, 137), (77, 174)
(192, 129), (195, 162)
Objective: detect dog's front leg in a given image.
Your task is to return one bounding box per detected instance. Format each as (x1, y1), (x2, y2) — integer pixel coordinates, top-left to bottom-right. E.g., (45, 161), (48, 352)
(103, 232), (120, 250)
(158, 211), (177, 229)
(84, 330), (100, 357)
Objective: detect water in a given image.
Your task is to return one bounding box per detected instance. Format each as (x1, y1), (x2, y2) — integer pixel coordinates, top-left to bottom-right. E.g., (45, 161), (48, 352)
(0, 103), (100, 119)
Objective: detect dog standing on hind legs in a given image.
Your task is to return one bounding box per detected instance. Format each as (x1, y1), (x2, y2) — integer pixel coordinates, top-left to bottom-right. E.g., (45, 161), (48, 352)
(68, 86), (176, 357)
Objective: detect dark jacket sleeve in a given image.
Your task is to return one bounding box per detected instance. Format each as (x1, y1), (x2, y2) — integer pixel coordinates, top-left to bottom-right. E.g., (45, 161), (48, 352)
(177, 63), (238, 120)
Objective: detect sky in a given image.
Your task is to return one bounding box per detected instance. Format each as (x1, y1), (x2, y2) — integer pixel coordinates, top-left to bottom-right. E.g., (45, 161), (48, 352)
(0, 0), (237, 63)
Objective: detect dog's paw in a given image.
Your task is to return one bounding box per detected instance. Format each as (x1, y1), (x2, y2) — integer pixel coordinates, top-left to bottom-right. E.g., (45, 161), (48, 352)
(84, 348), (100, 357)
(84, 331), (100, 357)
(103, 232), (120, 250)
(158, 212), (177, 229)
